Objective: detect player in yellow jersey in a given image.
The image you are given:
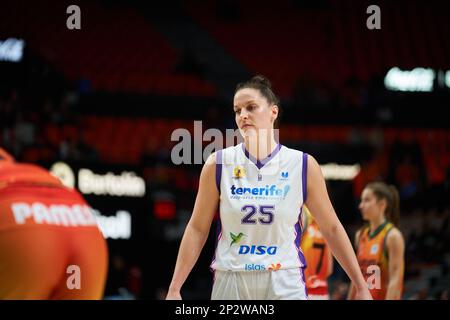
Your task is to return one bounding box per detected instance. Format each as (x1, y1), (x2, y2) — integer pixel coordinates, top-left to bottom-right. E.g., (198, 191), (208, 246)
(300, 206), (333, 299)
(348, 182), (405, 300)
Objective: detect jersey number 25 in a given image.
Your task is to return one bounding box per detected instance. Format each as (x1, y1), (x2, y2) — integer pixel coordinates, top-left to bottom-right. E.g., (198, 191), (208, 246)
(241, 205), (274, 225)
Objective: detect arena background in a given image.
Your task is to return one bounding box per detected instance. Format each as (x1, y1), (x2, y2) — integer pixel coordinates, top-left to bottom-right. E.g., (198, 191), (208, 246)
(1, 0), (449, 300)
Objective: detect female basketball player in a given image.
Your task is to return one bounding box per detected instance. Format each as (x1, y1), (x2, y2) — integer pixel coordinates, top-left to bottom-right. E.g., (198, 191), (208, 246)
(348, 182), (405, 300)
(166, 75), (372, 300)
(0, 148), (108, 299)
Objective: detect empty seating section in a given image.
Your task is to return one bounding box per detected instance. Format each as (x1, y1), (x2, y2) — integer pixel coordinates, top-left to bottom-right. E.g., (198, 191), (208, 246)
(34, 117), (450, 195)
(0, 0), (216, 97)
(187, 0), (450, 98)
(2, 0), (448, 98)
(2, 1), (449, 189)
(37, 118), (449, 180)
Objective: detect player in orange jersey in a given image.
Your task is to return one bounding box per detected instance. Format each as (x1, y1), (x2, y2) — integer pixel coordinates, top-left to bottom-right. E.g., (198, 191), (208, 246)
(300, 205), (333, 299)
(0, 148), (108, 299)
(348, 181), (405, 300)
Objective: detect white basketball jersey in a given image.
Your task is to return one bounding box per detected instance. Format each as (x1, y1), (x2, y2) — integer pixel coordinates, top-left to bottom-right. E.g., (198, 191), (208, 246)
(211, 143), (308, 273)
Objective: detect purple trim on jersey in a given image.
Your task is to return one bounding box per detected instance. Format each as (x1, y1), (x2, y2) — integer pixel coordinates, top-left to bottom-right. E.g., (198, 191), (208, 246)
(294, 216), (307, 268)
(294, 215), (308, 298)
(300, 267), (308, 298)
(215, 150), (222, 193)
(241, 143), (282, 170)
(302, 152), (308, 203)
(299, 205), (305, 233)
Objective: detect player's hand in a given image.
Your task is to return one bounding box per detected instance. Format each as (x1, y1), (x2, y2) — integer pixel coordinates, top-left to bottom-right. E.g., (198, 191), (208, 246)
(166, 289), (182, 300)
(353, 287), (373, 300)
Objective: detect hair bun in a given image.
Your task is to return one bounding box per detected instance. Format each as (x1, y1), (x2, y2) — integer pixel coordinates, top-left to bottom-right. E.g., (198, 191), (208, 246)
(251, 75), (272, 88)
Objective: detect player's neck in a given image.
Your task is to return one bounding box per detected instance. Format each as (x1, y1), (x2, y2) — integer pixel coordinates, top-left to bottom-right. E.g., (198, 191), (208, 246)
(369, 216), (387, 234)
(244, 135), (278, 160)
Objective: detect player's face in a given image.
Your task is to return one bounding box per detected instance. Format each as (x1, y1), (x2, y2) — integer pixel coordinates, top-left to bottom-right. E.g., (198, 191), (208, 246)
(233, 88), (278, 138)
(359, 188), (385, 221)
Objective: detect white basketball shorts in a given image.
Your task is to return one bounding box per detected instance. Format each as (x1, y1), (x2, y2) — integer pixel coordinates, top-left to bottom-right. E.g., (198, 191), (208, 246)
(211, 268), (308, 300)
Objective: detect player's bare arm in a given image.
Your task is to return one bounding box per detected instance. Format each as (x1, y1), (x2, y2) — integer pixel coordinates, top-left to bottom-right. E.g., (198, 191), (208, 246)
(385, 228), (405, 300)
(166, 153), (219, 299)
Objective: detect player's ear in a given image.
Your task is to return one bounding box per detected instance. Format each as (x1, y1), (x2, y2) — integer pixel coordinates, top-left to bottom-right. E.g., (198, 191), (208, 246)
(378, 198), (387, 213)
(271, 105), (279, 122)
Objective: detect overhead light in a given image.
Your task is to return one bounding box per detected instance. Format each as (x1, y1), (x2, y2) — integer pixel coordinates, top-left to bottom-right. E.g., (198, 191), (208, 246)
(321, 163), (361, 180)
(384, 67), (435, 92)
(0, 38), (25, 62)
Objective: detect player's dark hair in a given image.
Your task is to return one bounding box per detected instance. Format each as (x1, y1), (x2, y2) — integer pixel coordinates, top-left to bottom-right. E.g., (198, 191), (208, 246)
(366, 181), (401, 227)
(235, 75), (282, 128)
